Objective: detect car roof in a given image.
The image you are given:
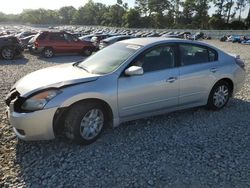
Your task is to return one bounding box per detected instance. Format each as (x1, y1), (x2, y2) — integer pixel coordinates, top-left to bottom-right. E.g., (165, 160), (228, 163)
(40, 31), (67, 34)
(119, 37), (216, 49)
(0, 35), (16, 39)
(104, 35), (132, 41)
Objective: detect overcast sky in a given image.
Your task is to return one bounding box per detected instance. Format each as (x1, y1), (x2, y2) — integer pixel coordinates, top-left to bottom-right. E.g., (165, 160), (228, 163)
(0, 0), (248, 18)
(0, 0), (135, 14)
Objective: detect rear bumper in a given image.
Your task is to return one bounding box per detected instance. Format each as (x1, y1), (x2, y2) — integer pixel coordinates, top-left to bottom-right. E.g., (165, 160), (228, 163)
(7, 105), (57, 141)
(232, 68), (246, 96)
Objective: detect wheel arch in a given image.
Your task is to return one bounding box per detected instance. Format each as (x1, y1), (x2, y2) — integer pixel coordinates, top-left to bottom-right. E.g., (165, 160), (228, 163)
(43, 46), (54, 51)
(214, 78), (234, 96)
(0, 45), (7, 51)
(81, 46), (94, 55)
(1, 45), (15, 59)
(207, 77), (234, 104)
(53, 98), (114, 136)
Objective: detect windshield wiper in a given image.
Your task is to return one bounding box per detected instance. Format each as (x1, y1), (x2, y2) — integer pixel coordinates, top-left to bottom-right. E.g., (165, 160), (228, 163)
(74, 63), (89, 73)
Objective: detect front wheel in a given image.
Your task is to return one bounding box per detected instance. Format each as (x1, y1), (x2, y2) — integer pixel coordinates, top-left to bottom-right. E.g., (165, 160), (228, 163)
(64, 101), (107, 145)
(207, 81), (231, 110)
(1, 47), (14, 60)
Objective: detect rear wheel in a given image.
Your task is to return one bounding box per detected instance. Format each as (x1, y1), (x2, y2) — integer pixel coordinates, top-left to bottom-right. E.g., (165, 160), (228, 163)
(42, 47), (54, 58)
(1, 47), (14, 60)
(82, 47), (93, 56)
(207, 81), (231, 110)
(64, 101), (107, 145)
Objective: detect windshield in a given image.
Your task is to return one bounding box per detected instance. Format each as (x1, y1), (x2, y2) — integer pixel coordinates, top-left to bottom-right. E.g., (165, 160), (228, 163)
(77, 43), (141, 74)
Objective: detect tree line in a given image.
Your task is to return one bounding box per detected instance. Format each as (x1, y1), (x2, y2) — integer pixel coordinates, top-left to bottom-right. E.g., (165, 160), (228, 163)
(0, 0), (250, 29)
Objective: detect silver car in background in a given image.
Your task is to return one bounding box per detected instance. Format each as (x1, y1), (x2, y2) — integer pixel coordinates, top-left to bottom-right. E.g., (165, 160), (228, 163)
(5, 38), (246, 144)
(99, 35), (135, 50)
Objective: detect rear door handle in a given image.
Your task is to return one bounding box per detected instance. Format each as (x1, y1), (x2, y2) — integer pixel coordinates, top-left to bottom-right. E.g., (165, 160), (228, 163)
(166, 77), (177, 83)
(210, 68), (217, 73)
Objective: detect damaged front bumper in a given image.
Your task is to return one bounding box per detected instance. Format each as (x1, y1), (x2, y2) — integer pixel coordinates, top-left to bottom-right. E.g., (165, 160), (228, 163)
(6, 101), (57, 141)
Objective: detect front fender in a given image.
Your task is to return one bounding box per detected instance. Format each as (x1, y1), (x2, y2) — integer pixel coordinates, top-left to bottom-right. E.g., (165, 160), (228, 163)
(59, 92), (120, 127)
(45, 73), (120, 126)
(60, 92), (112, 108)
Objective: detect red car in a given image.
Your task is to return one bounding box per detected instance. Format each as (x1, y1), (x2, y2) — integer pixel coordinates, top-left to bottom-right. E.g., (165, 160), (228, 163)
(28, 31), (95, 58)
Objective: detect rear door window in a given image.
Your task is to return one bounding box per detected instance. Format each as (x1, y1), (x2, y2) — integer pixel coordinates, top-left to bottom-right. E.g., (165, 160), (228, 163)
(64, 33), (74, 42)
(179, 44), (218, 66)
(49, 33), (65, 41)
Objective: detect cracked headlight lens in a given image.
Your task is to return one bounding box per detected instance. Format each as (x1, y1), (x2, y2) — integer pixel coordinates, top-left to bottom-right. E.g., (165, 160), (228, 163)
(21, 90), (61, 111)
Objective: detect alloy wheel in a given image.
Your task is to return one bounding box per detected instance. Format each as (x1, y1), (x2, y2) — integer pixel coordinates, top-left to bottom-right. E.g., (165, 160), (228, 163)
(79, 109), (104, 140)
(83, 48), (92, 56)
(213, 85), (229, 108)
(44, 49), (53, 58)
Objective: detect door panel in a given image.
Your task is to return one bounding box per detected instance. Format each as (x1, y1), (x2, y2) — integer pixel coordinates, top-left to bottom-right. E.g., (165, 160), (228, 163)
(179, 62), (218, 105)
(63, 33), (81, 53)
(48, 33), (69, 53)
(178, 44), (219, 106)
(54, 41), (70, 53)
(118, 68), (179, 117)
(118, 44), (180, 117)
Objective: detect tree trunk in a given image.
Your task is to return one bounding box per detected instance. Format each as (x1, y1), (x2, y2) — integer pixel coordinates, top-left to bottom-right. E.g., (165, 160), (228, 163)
(218, 0), (225, 19)
(246, 6), (250, 27)
(226, 0), (233, 24)
(239, 6), (242, 21)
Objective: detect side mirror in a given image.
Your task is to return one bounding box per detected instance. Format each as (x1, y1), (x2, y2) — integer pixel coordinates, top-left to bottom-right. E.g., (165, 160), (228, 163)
(125, 66), (144, 76)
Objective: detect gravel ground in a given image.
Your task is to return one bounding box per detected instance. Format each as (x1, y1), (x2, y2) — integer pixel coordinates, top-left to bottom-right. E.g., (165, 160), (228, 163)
(0, 40), (250, 188)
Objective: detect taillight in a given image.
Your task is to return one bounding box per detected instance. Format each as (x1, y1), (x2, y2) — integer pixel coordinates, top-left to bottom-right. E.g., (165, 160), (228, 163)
(235, 58), (245, 70)
(34, 41), (38, 48)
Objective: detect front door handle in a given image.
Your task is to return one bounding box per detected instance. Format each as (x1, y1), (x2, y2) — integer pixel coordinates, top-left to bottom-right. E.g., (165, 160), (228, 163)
(210, 68), (217, 73)
(167, 77), (177, 83)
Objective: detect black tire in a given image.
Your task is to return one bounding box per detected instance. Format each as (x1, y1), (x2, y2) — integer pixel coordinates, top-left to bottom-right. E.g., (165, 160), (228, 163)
(1, 47), (15, 60)
(207, 81), (231, 110)
(64, 101), (107, 145)
(82, 47), (93, 56)
(42, 47), (54, 58)
(28, 47), (33, 53)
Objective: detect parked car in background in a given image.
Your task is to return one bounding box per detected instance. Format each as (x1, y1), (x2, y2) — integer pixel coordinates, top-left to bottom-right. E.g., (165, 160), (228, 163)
(189, 32), (205, 40)
(20, 35), (36, 49)
(146, 32), (161, 37)
(162, 31), (191, 39)
(99, 35), (135, 50)
(220, 35), (249, 43)
(79, 34), (95, 42)
(16, 31), (37, 39)
(69, 32), (85, 38)
(91, 34), (117, 50)
(6, 38), (245, 144)
(0, 36), (23, 60)
(232, 36), (250, 43)
(28, 31), (95, 57)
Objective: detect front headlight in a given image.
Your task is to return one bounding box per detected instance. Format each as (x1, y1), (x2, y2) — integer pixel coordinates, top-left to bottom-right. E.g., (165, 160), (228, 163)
(21, 89), (61, 111)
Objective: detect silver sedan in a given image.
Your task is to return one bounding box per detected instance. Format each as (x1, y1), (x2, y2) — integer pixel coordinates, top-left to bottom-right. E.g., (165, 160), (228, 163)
(5, 38), (246, 144)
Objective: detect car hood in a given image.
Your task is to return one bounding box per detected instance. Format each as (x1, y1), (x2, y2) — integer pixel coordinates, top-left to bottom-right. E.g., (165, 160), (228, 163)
(13, 63), (99, 97)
